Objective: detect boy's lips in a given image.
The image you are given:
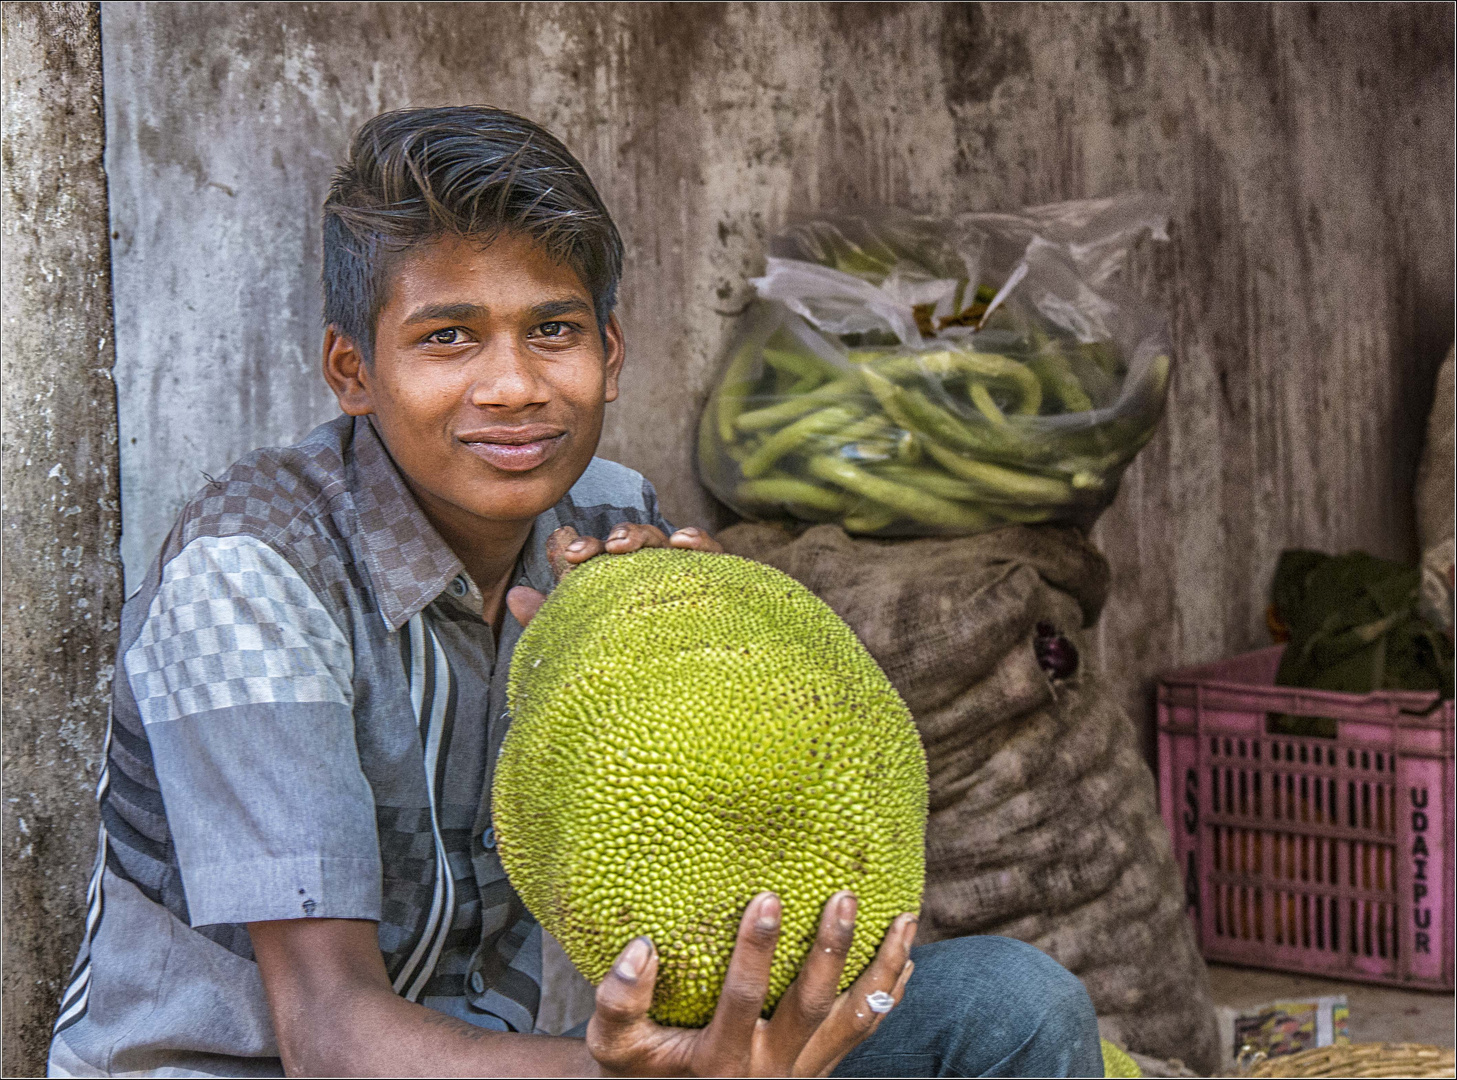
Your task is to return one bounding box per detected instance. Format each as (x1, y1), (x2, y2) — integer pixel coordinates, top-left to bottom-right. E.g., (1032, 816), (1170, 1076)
(459, 425), (566, 472)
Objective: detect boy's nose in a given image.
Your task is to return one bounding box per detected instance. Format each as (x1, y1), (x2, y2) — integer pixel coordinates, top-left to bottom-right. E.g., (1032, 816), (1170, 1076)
(467, 346), (549, 410)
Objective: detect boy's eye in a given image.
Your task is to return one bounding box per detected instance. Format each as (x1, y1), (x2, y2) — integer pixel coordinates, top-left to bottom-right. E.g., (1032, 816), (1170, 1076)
(426, 327), (466, 345)
(537, 321), (570, 338)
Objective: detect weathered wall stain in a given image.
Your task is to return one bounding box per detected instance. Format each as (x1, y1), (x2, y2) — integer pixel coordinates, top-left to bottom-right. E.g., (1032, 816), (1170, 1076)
(2, 3), (123, 1074)
(939, 5), (1031, 109)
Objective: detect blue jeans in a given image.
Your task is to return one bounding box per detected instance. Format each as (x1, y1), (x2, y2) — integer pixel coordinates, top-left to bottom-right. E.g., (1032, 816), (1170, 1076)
(830, 936), (1103, 1078)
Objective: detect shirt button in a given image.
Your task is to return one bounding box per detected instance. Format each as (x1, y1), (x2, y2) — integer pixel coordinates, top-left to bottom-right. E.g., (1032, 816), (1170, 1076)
(470, 971), (486, 995)
(449, 575), (469, 598)
(481, 826), (496, 850)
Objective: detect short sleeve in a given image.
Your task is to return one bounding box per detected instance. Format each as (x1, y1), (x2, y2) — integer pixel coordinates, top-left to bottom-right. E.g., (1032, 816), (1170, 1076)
(559, 457), (676, 537)
(641, 476), (676, 536)
(124, 534), (381, 927)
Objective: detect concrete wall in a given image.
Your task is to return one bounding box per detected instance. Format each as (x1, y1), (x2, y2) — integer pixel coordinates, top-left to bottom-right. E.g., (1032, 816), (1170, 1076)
(3, 0), (1453, 1070)
(101, 2), (1454, 743)
(1, 3), (123, 1074)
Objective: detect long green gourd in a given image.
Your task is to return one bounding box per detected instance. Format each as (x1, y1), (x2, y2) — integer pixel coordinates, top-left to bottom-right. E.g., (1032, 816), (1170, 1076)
(920, 444), (1075, 503)
(734, 374), (865, 433)
(739, 404), (864, 479)
(707, 319), (1169, 535)
(736, 476), (848, 514)
(806, 455), (992, 530)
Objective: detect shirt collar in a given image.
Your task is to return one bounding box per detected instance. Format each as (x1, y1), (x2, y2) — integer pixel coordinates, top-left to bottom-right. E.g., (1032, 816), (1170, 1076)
(346, 416), (466, 631)
(345, 415), (563, 631)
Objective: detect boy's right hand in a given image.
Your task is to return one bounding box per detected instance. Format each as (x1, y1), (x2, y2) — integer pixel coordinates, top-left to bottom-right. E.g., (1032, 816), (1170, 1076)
(585, 891), (917, 1078)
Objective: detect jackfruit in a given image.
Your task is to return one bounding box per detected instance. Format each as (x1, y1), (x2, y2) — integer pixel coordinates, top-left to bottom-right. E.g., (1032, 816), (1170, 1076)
(1101, 1039), (1142, 1078)
(493, 548), (927, 1028)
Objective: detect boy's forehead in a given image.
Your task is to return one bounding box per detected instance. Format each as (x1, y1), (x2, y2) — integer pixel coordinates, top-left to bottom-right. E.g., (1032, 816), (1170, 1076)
(383, 232), (592, 317)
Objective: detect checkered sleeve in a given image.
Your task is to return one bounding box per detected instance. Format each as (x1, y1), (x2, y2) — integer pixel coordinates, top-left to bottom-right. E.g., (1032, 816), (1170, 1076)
(124, 533), (382, 927)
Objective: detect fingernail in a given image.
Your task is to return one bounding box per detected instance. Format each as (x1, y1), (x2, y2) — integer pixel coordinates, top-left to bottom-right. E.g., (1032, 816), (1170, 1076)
(756, 894), (782, 931)
(615, 936), (652, 980)
(568, 540), (588, 552)
(836, 892), (857, 932)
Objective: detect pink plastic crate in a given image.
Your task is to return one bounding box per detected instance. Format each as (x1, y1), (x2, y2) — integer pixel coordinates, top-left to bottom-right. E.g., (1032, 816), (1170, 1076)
(1157, 646), (1453, 990)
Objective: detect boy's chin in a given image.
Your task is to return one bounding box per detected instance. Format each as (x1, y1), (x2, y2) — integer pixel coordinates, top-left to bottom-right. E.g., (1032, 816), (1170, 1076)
(458, 474), (578, 525)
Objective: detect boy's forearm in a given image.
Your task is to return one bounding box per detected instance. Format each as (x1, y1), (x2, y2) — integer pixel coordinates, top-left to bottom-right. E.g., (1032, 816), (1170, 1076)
(250, 918), (602, 1078)
(276, 980), (601, 1078)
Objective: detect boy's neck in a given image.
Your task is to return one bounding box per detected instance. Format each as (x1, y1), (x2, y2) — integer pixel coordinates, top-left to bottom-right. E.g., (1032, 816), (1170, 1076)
(401, 475), (537, 630)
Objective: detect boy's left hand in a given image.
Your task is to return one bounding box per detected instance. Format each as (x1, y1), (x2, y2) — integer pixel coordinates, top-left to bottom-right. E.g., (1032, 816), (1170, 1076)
(507, 524), (723, 626)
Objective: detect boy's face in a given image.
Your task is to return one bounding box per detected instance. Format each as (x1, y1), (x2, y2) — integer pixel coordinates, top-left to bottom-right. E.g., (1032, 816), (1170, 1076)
(325, 231), (624, 531)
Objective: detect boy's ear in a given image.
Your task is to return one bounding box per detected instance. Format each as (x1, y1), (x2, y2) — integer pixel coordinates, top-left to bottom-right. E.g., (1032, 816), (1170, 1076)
(322, 326), (374, 416)
(603, 313), (626, 404)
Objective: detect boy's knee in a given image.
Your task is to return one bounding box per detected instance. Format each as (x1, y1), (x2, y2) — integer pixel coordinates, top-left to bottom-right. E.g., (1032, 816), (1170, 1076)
(913, 934), (1089, 1011)
(1000, 937), (1094, 1022)
(907, 935), (1101, 1076)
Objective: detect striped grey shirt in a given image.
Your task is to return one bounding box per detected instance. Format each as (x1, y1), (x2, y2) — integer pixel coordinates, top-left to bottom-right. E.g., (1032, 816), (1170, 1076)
(48, 414), (673, 1078)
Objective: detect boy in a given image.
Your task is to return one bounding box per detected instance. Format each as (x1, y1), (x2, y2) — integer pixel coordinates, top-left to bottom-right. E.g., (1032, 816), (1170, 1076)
(49, 107), (1101, 1077)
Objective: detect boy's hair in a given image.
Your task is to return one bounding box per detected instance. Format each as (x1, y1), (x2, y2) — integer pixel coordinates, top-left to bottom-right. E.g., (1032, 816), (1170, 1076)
(322, 106), (623, 359)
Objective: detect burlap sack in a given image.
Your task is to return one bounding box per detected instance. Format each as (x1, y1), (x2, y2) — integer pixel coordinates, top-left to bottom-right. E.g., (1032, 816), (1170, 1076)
(719, 522), (1219, 1074)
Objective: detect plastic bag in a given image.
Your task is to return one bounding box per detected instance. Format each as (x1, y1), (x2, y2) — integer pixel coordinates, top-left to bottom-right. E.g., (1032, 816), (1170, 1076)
(697, 195), (1174, 536)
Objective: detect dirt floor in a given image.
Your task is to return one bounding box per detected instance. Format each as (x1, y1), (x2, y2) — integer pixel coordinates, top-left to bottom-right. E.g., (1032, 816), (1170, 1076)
(1206, 961), (1455, 1058)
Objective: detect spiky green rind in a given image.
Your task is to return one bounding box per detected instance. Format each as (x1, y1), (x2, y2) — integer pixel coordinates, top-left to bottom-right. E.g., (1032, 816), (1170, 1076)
(493, 549), (927, 1028)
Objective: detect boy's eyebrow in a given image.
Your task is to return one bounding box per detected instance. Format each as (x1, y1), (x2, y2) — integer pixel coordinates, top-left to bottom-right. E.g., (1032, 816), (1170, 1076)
(402, 302), (489, 326)
(529, 297), (595, 322)
(401, 297), (595, 326)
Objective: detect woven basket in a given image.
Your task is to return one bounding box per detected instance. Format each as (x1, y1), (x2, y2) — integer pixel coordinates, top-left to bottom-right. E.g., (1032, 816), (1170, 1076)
(1241, 1042), (1455, 1078)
